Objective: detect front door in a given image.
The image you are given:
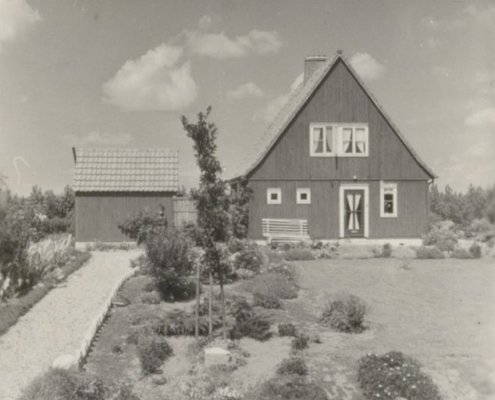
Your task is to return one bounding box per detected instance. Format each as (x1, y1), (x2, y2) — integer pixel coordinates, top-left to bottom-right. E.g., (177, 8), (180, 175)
(344, 189), (365, 238)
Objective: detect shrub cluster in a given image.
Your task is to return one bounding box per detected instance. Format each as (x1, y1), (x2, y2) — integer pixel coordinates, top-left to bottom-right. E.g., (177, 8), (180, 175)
(139, 291), (161, 304)
(118, 210), (168, 244)
(19, 368), (140, 400)
(358, 351), (442, 400)
(136, 330), (173, 375)
(278, 322), (298, 337)
(233, 244), (266, 274)
(451, 247), (472, 259)
(469, 242), (482, 258)
(251, 375), (328, 400)
(248, 271), (298, 300)
(282, 248), (315, 261)
(252, 291), (282, 309)
(423, 223), (458, 251)
(319, 293), (367, 333)
(415, 246), (445, 259)
(291, 333), (309, 351)
(276, 357), (308, 376)
(227, 296), (271, 341)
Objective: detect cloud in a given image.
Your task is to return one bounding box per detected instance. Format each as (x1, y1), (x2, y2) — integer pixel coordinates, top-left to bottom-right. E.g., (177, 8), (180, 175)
(258, 73), (303, 122)
(463, 3), (495, 23)
(65, 130), (133, 146)
(431, 66), (451, 78)
(419, 15), (465, 31)
(349, 52), (385, 80)
(103, 44), (197, 111)
(465, 108), (495, 128)
(227, 82), (264, 100)
(186, 29), (281, 59)
(198, 15), (213, 30)
(0, 0), (41, 50)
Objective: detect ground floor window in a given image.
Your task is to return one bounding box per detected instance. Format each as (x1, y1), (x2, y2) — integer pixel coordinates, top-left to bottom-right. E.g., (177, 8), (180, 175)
(380, 182), (398, 217)
(267, 188), (281, 204)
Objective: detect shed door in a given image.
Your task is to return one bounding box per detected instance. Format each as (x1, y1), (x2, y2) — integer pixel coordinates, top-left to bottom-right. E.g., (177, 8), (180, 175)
(344, 189), (365, 238)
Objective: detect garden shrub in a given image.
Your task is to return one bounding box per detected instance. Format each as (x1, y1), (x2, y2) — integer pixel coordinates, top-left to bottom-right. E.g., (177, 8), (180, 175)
(228, 299), (271, 341)
(253, 291), (282, 309)
(140, 291), (161, 304)
(276, 357), (308, 376)
(469, 242), (482, 258)
(319, 293), (367, 333)
(278, 322), (298, 337)
(248, 272), (298, 300)
(380, 243), (392, 258)
(266, 261), (300, 284)
(234, 245), (266, 274)
(163, 309), (210, 336)
(283, 248), (315, 261)
(291, 333), (309, 351)
(357, 351), (442, 400)
(136, 331), (173, 375)
(415, 246), (445, 259)
(252, 375), (328, 400)
(451, 247), (473, 259)
(118, 210), (168, 244)
(423, 223), (458, 251)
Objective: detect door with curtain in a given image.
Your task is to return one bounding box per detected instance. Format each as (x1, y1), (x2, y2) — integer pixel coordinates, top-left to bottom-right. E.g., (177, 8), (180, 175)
(343, 189), (365, 237)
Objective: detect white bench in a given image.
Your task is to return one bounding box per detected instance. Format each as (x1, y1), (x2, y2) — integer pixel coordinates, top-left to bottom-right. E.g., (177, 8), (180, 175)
(262, 218), (310, 243)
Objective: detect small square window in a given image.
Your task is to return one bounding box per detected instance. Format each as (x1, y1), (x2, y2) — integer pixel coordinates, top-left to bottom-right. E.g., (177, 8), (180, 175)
(380, 182), (397, 217)
(267, 188), (281, 205)
(297, 188), (311, 204)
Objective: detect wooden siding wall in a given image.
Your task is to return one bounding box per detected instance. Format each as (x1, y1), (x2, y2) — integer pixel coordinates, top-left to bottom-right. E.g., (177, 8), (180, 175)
(173, 198), (197, 226)
(75, 192), (174, 242)
(248, 180), (429, 240)
(250, 60), (431, 181)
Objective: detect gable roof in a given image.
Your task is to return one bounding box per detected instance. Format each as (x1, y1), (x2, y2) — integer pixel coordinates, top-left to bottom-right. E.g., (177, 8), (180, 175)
(229, 54), (436, 180)
(73, 148), (179, 192)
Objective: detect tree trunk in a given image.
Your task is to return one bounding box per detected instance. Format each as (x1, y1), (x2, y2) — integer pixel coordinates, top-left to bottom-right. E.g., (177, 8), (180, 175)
(195, 262), (201, 338)
(208, 272), (213, 335)
(219, 273), (226, 340)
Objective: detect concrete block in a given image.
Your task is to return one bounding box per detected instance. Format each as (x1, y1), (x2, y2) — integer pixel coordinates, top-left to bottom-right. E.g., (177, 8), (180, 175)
(204, 346), (231, 366)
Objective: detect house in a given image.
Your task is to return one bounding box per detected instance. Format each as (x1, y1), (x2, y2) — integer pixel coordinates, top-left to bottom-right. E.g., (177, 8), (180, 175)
(230, 53), (436, 242)
(72, 148), (179, 244)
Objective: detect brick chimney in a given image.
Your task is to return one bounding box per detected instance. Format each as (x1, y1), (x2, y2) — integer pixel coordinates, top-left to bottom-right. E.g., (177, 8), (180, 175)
(304, 55), (327, 82)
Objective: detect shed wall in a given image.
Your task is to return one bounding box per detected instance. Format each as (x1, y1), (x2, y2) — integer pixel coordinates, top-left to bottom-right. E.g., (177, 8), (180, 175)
(75, 192), (174, 242)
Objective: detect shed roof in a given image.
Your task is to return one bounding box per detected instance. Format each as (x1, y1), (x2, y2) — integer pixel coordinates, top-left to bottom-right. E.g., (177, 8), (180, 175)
(228, 54), (436, 180)
(73, 148), (179, 192)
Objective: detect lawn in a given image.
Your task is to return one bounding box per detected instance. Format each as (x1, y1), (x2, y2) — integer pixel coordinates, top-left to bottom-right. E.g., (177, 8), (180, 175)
(288, 257), (495, 400)
(83, 257), (495, 400)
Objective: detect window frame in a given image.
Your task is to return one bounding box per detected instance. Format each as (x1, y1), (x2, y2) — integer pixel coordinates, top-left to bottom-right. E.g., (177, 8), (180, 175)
(296, 188), (311, 204)
(309, 123), (369, 157)
(267, 188), (282, 205)
(380, 182), (398, 218)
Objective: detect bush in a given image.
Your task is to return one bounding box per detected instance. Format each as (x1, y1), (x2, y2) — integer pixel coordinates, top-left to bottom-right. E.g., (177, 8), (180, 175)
(278, 322), (298, 337)
(469, 242), (482, 258)
(118, 210), (168, 244)
(248, 272), (298, 300)
(423, 223), (458, 251)
(265, 261), (300, 284)
(319, 293), (367, 333)
(41, 217), (72, 235)
(136, 331), (173, 375)
(140, 291), (161, 304)
(283, 248), (315, 261)
(358, 351), (442, 400)
(276, 357), (308, 376)
(415, 246), (445, 259)
(253, 291), (282, 309)
(252, 375), (328, 400)
(228, 299), (271, 341)
(291, 333), (309, 351)
(451, 247), (473, 259)
(234, 245), (266, 274)
(163, 309), (211, 336)
(380, 243), (392, 258)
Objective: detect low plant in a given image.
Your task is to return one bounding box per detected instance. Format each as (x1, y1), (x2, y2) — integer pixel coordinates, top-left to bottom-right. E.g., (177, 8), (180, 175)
(265, 261), (300, 284)
(247, 272), (298, 300)
(357, 351), (442, 400)
(451, 247), (473, 259)
(140, 291), (161, 304)
(469, 242), (482, 258)
(228, 299), (271, 341)
(283, 248), (315, 261)
(251, 375), (328, 400)
(423, 223), (458, 251)
(278, 322), (298, 337)
(415, 246), (445, 259)
(319, 293), (367, 333)
(380, 243), (392, 258)
(276, 357), (308, 376)
(136, 331), (173, 375)
(233, 245), (266, 274)
(291, 333), (309, 351)
(253, 291), (282, 309)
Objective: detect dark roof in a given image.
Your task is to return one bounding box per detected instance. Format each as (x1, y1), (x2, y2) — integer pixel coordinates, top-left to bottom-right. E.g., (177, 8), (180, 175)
(229, 54), (436, 180)
(73, 148), (179, 192)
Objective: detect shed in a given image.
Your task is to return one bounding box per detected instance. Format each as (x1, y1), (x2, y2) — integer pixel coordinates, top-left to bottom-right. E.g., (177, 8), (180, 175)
(72, 148), (178, 244)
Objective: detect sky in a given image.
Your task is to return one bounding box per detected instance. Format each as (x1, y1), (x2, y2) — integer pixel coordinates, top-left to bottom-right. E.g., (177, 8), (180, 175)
(0, 0), (494, 195)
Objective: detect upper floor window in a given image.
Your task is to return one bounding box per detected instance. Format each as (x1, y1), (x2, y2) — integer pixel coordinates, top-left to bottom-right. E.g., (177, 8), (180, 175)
(380, 182), (397, 217)
(310, 123), (369, 157)
(296, 188), (311, 204)
(267, 188), (281, 205)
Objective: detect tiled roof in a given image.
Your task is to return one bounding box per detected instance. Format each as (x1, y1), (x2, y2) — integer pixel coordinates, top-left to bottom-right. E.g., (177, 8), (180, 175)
(73, 148), (179, 192)
(228, 54), (436, 180)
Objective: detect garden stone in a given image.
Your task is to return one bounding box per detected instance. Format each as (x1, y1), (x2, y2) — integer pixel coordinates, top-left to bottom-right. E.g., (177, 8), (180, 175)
(204, 347), (231, 366)
(52, 354), (77, 370)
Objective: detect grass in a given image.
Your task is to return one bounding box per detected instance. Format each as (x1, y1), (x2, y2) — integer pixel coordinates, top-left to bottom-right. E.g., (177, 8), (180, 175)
(0, 249), (91, 336)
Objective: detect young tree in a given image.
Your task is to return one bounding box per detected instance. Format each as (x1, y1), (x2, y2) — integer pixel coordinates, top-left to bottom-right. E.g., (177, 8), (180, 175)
(230, 177), (253, 239)
(182, 107), (231, 339)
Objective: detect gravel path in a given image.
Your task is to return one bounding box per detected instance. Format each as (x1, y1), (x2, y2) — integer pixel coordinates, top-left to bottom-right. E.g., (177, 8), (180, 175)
(0, 250), (141, 400)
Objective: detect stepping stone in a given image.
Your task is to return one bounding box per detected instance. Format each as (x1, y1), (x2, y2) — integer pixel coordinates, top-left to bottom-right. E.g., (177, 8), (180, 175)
(204, 347), (231, 366)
